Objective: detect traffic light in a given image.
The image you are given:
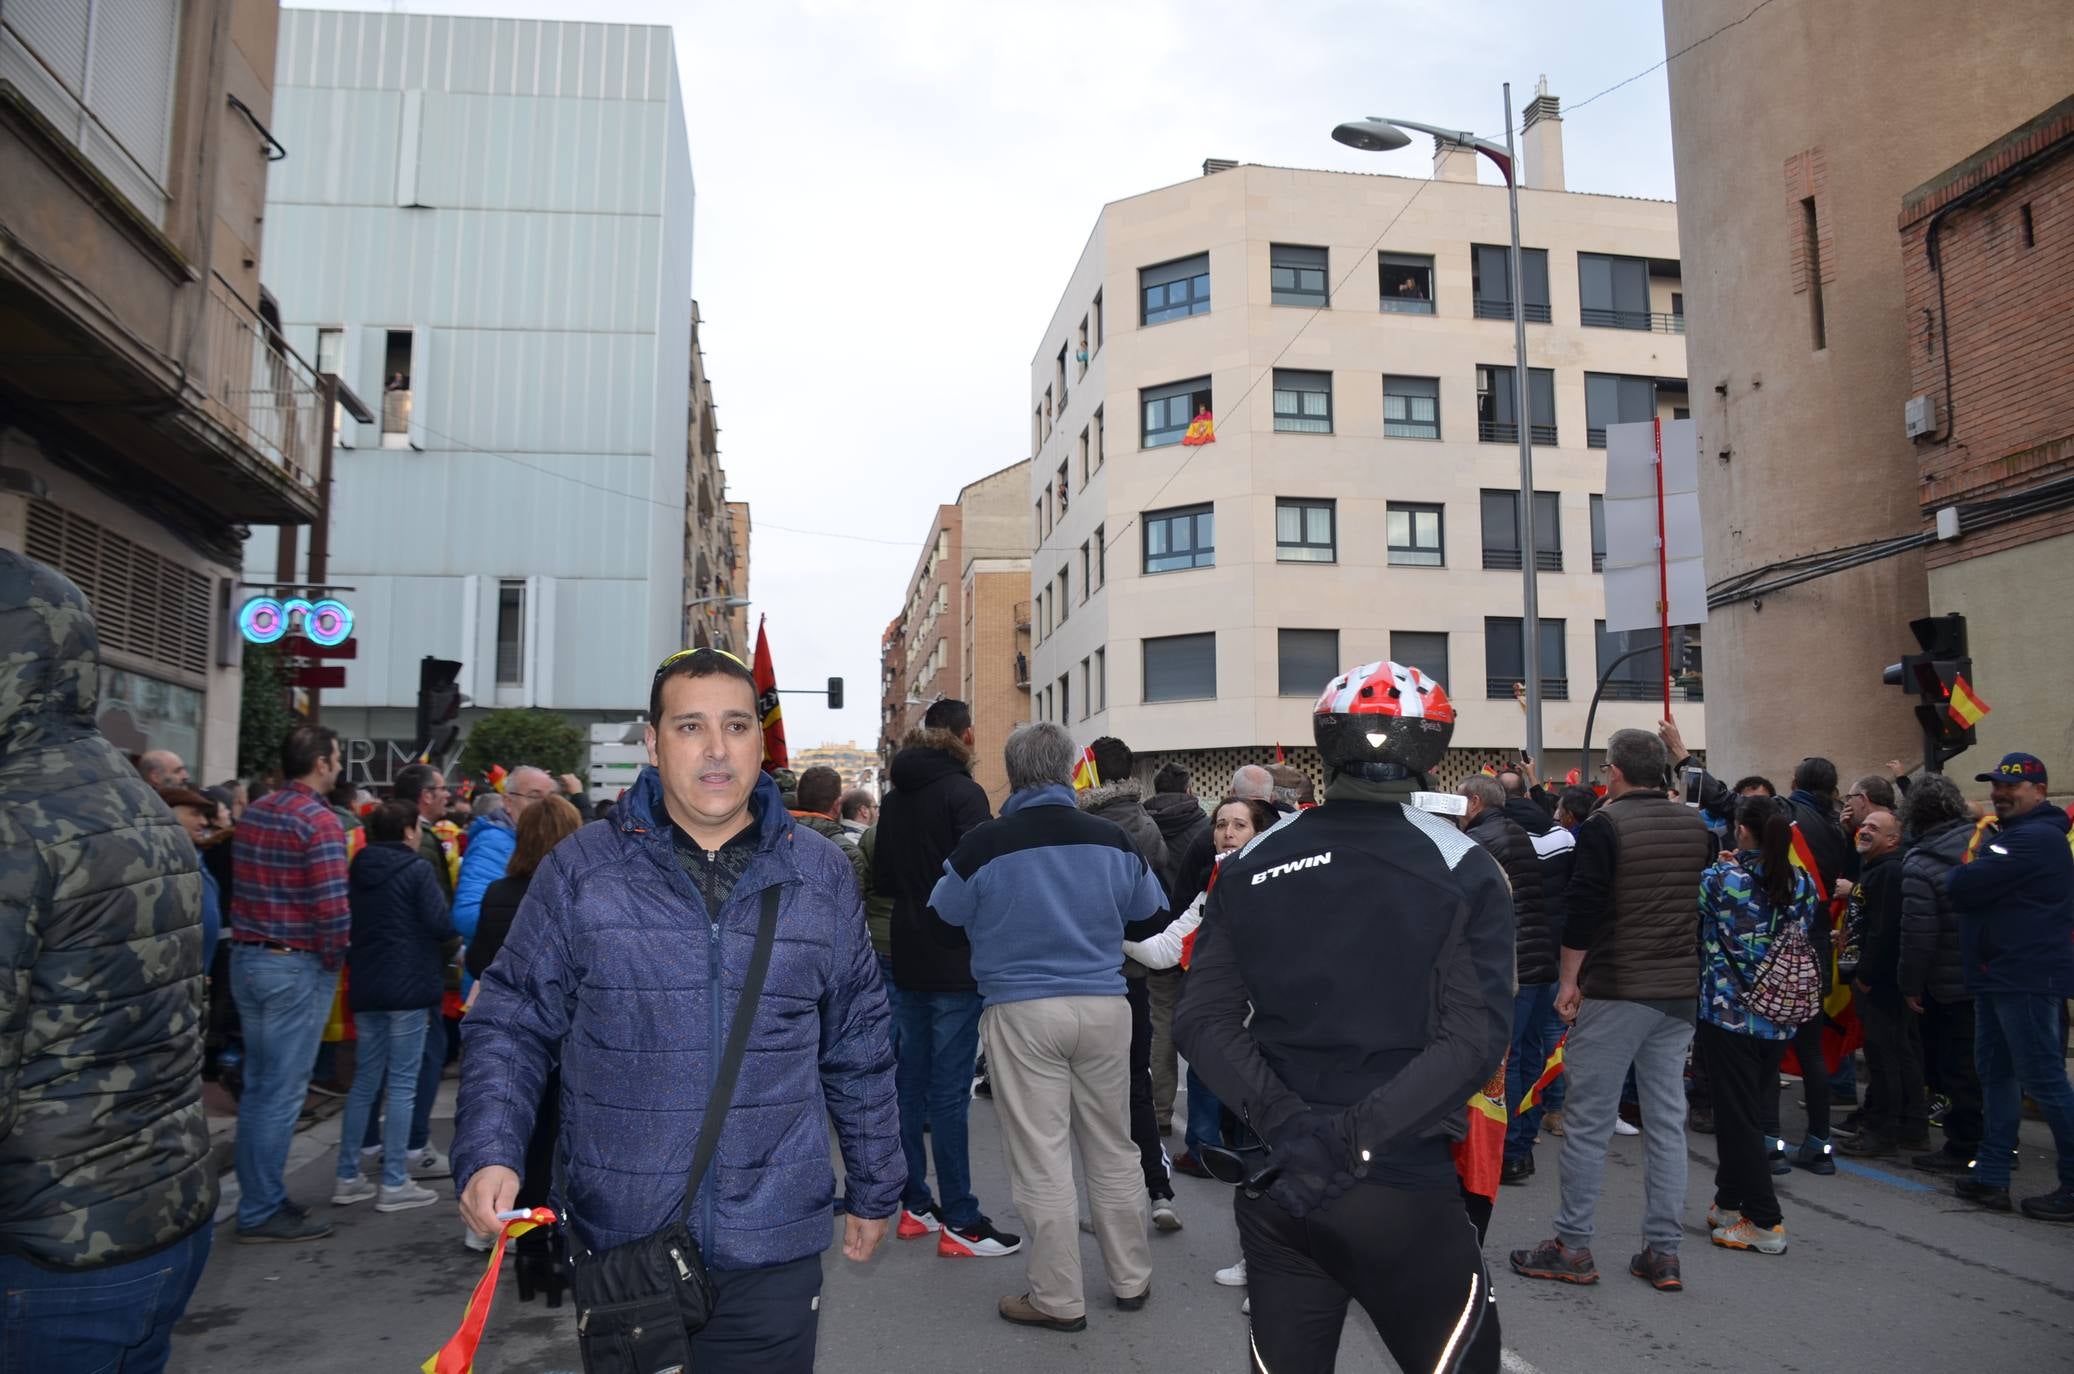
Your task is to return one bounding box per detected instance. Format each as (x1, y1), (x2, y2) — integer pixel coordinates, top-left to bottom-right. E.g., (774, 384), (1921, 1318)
(1882, 613), (1973, 771)
(416, 656), (464, 762)
(827, 676), (844, 711)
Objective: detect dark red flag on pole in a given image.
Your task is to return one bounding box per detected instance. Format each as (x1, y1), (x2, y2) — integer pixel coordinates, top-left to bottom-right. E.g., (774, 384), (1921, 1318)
(752, 615), (788, 772)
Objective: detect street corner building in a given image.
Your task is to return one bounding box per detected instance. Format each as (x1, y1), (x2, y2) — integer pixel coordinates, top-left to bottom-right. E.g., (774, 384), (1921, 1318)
(241, 10), (732, 778)
(0, 0), (323, 783)
(1019, 107), (1704, 792)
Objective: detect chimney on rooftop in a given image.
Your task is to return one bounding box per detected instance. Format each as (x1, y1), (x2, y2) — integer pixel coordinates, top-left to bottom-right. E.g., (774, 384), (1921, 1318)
(1521, 75), (1565, 192)
(1202, 157), (1238, 177)
(1431, 136), (1478, 183)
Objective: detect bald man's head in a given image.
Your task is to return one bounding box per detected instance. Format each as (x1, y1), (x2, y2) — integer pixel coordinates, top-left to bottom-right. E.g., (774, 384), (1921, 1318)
(1230, 765), (1275, 802)
(503, 766), (556, 820)
(139, 750), (189, 788)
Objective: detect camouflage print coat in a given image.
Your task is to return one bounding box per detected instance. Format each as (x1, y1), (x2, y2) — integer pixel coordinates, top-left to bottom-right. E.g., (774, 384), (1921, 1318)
(0, 549), (216, 1269)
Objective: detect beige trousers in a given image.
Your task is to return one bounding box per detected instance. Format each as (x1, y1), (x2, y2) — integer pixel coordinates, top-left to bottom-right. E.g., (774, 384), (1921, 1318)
(981, 995), (1152, 1319)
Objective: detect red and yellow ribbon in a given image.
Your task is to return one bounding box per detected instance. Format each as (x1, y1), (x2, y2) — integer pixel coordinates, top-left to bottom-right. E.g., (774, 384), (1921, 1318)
(421, 1208), (557, 1374)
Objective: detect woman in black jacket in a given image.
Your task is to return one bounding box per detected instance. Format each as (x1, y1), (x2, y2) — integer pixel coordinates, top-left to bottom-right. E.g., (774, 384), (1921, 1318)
(467, 794), (582, 1301)
(334, 801), (456, 1213)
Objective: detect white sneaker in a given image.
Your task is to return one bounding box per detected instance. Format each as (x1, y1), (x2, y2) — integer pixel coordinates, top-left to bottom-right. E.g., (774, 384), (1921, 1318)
(409, 1146), (451, 1179)
(331, 1175), (378, 1206)
(359, 1144), (383, 1161)
(1215, 1257), (1248, 1287)
(463, 1227), (495, 1253)
(1614, 1117), (1641, 1137)
(1151, 1198), (1182, 1232)
(376, 1181), (439, 1213)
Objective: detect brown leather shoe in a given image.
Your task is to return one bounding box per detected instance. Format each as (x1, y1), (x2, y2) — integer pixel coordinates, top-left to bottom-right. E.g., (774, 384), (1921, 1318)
(998, 1294), (1087, 1332)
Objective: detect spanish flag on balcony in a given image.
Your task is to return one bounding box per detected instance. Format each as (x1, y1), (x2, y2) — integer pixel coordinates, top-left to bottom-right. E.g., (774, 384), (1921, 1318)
(1949, 673), (1991, 728)
(1072, 746), (1100, 792)
(421, 1208), (557, 1374)
(1181, 408), (1216, 446)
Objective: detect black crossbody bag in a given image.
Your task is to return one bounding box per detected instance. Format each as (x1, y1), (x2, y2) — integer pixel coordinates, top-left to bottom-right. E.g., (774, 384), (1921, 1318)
(567, 885), (780, 1374)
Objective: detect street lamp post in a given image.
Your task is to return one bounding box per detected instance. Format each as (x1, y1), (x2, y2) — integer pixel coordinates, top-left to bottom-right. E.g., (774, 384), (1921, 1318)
(1332, 83), (1544, 763)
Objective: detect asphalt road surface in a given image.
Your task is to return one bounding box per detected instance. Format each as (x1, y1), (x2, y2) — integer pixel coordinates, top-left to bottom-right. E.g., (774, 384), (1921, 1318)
(171, 1073), (2074, 1372)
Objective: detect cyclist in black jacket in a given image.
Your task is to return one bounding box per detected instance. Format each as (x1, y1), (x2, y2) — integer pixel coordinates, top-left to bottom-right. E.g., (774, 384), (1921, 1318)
(1175, 661), (1512, 1374)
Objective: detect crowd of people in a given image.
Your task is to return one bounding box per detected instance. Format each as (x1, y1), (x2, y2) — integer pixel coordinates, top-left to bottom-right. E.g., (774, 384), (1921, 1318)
(5, 537), (2070, 1374)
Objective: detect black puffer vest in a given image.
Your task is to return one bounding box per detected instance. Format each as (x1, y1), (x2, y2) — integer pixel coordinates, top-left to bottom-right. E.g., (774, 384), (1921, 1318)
(1579, 790), (1714, 1001)
(1466, 809), (1555, 985)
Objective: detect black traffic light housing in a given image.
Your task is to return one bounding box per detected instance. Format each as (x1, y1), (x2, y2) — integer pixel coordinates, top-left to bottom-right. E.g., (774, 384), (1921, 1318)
(416, 656), (465, 762)
(826, 676), (844, 711)
(1882, 614), (1973, 772)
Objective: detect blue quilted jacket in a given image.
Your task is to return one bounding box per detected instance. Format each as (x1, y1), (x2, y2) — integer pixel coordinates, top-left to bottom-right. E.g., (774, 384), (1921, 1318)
(451, 767), (901, 1267)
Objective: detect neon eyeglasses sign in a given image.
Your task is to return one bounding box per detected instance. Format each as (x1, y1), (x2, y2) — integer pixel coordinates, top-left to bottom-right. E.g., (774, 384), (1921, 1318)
(239, 596), (354, 647)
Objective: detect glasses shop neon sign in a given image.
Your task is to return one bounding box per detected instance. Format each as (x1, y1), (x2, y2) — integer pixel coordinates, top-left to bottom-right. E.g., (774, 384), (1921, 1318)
(239, 596), (354, 647)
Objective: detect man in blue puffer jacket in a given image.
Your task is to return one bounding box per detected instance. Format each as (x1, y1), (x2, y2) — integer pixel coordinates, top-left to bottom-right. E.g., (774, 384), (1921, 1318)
(453, 648), (901, 1370)
(1943, 752), (2074, 1223)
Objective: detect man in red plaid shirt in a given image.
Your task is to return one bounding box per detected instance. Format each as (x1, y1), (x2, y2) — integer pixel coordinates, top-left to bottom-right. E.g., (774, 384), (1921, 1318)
(229, 724), (350, 1244)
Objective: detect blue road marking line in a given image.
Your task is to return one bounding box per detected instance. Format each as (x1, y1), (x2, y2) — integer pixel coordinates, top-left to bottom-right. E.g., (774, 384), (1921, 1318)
(1834, 1158), (1940, 1192)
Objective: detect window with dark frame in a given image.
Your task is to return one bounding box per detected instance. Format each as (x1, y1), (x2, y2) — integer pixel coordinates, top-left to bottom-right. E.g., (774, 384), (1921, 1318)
(1471, 244), (1551, 322)
(495, 579), (526, 685)
(1057, 566), (1069, 623)
(1078, 428), (1090, 487)
(1383, 375), (1440, 439)
(1579, 252), (1652, 330)
(1390, 630), (1449, 693)
(1590, 493), (1606, 573)
(1092, 290), (1104, 350)
(1477, 364), (1557, 445)
(1387, 503), (1444, 567)
(1480, 489), (1561, 572)
(1272, 369), (1332, 434)
(1093, 406), (1105, 469)
(1379, 252), (1435, 314)
(1276, 499), (1336, 563)
(1596, 621), (1695, 701)
(1271, 244), (1329, 307)
(1141, 253), (1210, 325)
(1093, 524), (1106, 588)
(1093, 647), (1106, 711)
(1079, 540), (1091, 601)
(1584, 372), (1658, 448)
(1278, 629), (1340, 696)
(1143, 504), (1215, 573)
(1484, 616), (1567, 699)
(1144, 632), (1216, 702)
(1142, 377), (1213, 448)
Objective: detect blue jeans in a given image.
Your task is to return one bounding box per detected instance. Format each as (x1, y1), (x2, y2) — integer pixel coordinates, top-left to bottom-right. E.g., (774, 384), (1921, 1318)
(893, 987), (983, 1228)
(0, 1223), (211, 1374)
(1184, 1067), (1224, 1155)
(230, 945), (339, 1228)
(359, 1008), (444, 1155)
(1505, 982), (1558, 1160)
(1974, 990), (2074, 1190)
(876, 955), (902, 1061)
(338, 1008), (431, 1187)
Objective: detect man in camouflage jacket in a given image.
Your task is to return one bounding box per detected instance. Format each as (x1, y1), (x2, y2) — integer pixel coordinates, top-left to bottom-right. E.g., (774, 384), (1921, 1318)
(0, 549), (216, 1365)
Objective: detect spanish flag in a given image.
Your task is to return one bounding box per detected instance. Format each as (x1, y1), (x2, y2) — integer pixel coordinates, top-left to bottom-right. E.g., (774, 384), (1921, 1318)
(1949, 673), (1991, 728)
(484, 764), (508, 794)
(1784, 823), (1864, 1071)
(1181, 408), (1216, 446)
(1516, 1034), (1566, 1115)
(1072, 745), (1100, 792)
(422, 1208), (557, 1374)
(753, 615), (789, 771)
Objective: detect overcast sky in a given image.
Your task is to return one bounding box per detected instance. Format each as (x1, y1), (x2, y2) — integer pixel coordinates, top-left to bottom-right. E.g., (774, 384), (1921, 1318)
(294, 0), (1678, 750)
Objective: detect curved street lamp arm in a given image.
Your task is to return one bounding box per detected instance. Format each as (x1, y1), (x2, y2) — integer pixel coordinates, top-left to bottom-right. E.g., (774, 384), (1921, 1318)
(1368, 116), (1514, 182)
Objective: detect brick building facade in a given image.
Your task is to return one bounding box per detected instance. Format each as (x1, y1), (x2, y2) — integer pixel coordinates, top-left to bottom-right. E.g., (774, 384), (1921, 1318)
(1898, 94), (2074, 775)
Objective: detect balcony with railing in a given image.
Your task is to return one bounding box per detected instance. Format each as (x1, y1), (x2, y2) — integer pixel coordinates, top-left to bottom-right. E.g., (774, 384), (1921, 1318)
(1476, 421), (1559, 446)
(195, 275), (325, 507)
(1481, 548), (1563, 573)
(1487, 677), (1569, 701)
(1473, 299), (1553, 324)
(1013, 651), (1031, 689)
(1581, 307), (1685, 333)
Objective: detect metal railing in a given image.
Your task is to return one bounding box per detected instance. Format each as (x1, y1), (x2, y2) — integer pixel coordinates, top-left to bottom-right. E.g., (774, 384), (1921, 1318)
(1474, 299), (1553, 324)
(1481, 549), (1562, 572)
(1488, 677), (1569, 701)
(1477, 420), (1559, 446)
(1599, 680), (1701, 702)
(1380, 295), (1435, 315)
(198, 275), (322, 490)
(1580, 307), (1685, 333)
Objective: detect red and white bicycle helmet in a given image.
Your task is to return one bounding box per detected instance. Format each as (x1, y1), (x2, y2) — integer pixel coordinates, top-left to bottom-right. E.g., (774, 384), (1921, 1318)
(1312, 660), (1455, 779)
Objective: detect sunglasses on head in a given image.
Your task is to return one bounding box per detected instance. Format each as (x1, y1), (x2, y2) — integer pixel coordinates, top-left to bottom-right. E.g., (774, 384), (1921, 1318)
(652, 646), (751, 686)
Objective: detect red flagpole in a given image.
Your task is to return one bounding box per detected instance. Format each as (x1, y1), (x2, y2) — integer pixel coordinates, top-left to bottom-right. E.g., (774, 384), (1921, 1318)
(1653, 416), (1671, 716)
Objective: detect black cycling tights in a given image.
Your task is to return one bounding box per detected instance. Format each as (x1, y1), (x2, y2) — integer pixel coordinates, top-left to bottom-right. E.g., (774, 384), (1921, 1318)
(1237, 1184), (1501, 1374)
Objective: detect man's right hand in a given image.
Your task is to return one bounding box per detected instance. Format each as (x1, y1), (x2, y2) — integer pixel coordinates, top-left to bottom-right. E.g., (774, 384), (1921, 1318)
(1555, 980), (1581, 1023)
(1658, 716), (1687, 763)
(459, 1165), (520, 1237)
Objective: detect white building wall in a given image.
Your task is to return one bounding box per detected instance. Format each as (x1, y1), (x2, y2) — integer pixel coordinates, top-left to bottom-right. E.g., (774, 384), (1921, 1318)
(253, 11), (690, 729)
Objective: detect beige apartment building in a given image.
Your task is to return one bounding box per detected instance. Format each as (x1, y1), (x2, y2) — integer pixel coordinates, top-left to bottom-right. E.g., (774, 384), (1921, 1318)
(683, 300), (746, 656)
(1027, 105), (1702, 789)
(878, 460), (1029, 802)
(1662, 0), (2073, 784)
(0, 0), (322, 783)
